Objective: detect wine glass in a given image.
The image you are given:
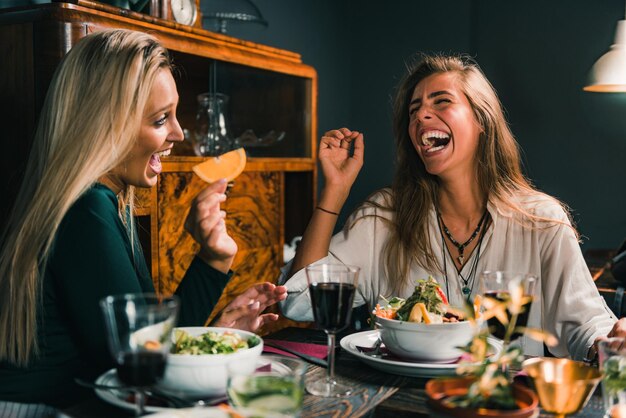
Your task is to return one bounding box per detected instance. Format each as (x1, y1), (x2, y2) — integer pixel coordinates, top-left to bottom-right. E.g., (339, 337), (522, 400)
(100, 293), (179, 416)
(479, 271), (537, 344)
(305, 263), (360, 397)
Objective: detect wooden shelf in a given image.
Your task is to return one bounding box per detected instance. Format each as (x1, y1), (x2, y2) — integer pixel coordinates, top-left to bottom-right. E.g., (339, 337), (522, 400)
(161, 157), (315, 172)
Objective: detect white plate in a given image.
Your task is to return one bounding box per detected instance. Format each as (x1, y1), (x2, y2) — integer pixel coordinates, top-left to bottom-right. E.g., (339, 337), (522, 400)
(94, 368), (170, 413)
(339, 330), (503, 378)
(145, 407), (290, 418)
(94, 356), (289, 414)
(139, 407), (238, 418)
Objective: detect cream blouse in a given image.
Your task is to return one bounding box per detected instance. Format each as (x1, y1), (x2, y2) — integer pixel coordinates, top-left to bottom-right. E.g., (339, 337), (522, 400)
(279, 189), (616, 360)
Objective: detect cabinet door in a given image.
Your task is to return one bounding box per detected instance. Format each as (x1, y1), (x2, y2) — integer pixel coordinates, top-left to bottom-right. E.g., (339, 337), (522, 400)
(169, 52), (314, 159)
(154, 166), (280, 309)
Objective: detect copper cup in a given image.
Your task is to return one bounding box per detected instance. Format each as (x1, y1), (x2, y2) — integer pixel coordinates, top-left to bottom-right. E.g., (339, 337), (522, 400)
(522, 357), (602, 417)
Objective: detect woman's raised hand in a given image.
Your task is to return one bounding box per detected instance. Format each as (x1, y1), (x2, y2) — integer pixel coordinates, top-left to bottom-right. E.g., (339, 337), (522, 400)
(213, 282), (287, 332)
(287, 128), (364, 274)
(185, 178), (238, 273)
(319, 128), (364, 196)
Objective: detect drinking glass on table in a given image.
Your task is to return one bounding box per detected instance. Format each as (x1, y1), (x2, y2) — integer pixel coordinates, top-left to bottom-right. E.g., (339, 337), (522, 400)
(305, 263), (360, 397)
(599, 337), (626, 418)
(100, 293), (179, 416)
(479, 271), (537, 344)
(227, 355), (306, 416)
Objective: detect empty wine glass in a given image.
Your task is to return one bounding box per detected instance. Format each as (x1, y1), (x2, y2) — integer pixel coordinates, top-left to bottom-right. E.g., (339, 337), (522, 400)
(100, 293), (179, 416)
(305, 263), (360, 397)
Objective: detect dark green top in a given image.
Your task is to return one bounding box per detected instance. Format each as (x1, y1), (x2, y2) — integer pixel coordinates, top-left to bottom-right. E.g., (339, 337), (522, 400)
(0, 184), (230, 407)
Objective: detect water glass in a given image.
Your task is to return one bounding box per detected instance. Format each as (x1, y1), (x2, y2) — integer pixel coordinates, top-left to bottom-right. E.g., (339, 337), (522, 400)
(227, 355), (306, 417)
(599, 337), (626, 418)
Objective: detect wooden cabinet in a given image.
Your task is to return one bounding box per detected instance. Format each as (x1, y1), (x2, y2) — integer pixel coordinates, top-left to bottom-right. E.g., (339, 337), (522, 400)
(0, 0), (316, 331)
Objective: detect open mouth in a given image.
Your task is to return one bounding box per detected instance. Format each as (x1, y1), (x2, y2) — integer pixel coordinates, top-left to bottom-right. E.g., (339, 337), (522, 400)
(149, 148), (172, 174)
(421, 130), (451, 153)
(156, 148), (172, 158)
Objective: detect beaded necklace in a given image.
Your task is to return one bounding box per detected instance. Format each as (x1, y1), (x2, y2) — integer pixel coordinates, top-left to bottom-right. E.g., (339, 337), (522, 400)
(437, 209), (488, 265)
(438, 213), (489, 300)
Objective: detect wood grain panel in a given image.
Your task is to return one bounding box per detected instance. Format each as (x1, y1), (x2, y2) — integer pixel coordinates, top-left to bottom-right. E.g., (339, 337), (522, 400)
(155, 171), (282, 308)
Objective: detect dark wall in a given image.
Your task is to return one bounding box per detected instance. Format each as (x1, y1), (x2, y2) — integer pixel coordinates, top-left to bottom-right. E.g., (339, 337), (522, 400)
(231, 0), (626, 250)
(472, 0), (626, 250)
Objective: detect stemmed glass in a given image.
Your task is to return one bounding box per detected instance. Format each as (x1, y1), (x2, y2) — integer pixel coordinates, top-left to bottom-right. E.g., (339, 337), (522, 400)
(100, 293), (179, 416)
(479, 271), (537, 346)
(305, 263), (360, 397)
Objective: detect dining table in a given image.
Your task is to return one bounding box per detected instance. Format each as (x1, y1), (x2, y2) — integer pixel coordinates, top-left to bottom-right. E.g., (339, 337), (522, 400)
(61, 326), (607, 418)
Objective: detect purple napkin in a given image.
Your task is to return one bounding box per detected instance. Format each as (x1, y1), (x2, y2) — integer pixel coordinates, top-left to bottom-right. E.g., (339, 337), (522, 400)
(262, 339), (328, 359)
(256, 363), (272, 372)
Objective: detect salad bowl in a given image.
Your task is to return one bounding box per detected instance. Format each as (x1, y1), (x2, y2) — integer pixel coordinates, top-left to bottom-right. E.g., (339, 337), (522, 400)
(376, 316), (476, 362)
(374, 278), (478, 362)
(159, 327), (263, 398)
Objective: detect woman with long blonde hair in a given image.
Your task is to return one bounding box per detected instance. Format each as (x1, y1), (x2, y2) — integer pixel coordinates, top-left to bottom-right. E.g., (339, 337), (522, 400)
(0, 29), (285, 412)
(281, 53), (622, 360)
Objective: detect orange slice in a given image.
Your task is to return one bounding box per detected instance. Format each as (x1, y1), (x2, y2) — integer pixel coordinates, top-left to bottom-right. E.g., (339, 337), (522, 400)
(192, 148), (246, 183)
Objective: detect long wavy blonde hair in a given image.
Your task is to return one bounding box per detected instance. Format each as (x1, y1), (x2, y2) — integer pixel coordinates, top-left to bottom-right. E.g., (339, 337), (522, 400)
(359, 53), (575, 294)
(0, 29), (172, 366)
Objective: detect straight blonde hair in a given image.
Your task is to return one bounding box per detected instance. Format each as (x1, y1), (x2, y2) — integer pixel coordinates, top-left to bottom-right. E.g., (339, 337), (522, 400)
(354, 53), (575, 294)
(0, 29), (172, 366)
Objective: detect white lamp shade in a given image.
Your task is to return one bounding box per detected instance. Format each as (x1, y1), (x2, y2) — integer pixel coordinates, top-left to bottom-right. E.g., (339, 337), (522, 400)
(584, 20), (626, 92)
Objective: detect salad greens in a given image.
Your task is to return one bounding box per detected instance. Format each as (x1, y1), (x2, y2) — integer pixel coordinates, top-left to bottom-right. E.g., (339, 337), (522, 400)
(172, 329), (260, 355)
(395, 277), (446, 321)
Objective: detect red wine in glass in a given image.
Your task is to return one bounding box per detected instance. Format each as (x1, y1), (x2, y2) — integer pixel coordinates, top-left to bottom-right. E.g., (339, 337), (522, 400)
(485, 290), (534, 340)
(117, 351), (167, 387)
(305, 264), (360, 398)
(101, 293), (178, 416)
(309, 282), (356, 333)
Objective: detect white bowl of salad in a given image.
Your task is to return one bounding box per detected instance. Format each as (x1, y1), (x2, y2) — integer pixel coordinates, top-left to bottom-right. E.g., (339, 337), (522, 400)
(373, 278), (476, 362)
(160, 327), (263, 397)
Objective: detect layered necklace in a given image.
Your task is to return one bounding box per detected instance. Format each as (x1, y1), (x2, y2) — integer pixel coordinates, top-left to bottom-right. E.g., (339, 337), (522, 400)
(437, 209), (489, 299)
(437, 210), (488, 265)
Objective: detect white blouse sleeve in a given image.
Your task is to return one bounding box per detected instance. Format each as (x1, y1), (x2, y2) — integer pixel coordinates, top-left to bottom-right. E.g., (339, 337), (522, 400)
(539, 204), (616, 360)
(279, 197), (391, 322)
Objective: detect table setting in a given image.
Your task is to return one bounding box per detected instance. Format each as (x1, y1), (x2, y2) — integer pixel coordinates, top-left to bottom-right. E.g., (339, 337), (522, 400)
(65, 267), (624, 418)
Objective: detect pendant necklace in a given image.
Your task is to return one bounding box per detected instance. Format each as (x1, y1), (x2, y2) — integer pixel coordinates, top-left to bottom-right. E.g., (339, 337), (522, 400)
(439, 212), (489, 299)
(437, 209), (488, 265)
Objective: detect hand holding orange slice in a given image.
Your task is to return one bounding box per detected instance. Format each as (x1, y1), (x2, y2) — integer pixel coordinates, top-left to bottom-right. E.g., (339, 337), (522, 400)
(192, 148), (246, 183)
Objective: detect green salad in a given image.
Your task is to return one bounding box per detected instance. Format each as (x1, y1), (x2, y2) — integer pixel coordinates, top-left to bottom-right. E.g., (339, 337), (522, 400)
(395, 277), (447, 321)
(172, 329), (260, 355)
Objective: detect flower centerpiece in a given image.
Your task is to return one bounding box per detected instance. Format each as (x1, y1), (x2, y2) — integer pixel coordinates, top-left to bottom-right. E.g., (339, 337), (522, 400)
(426, 278), (558, 416)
